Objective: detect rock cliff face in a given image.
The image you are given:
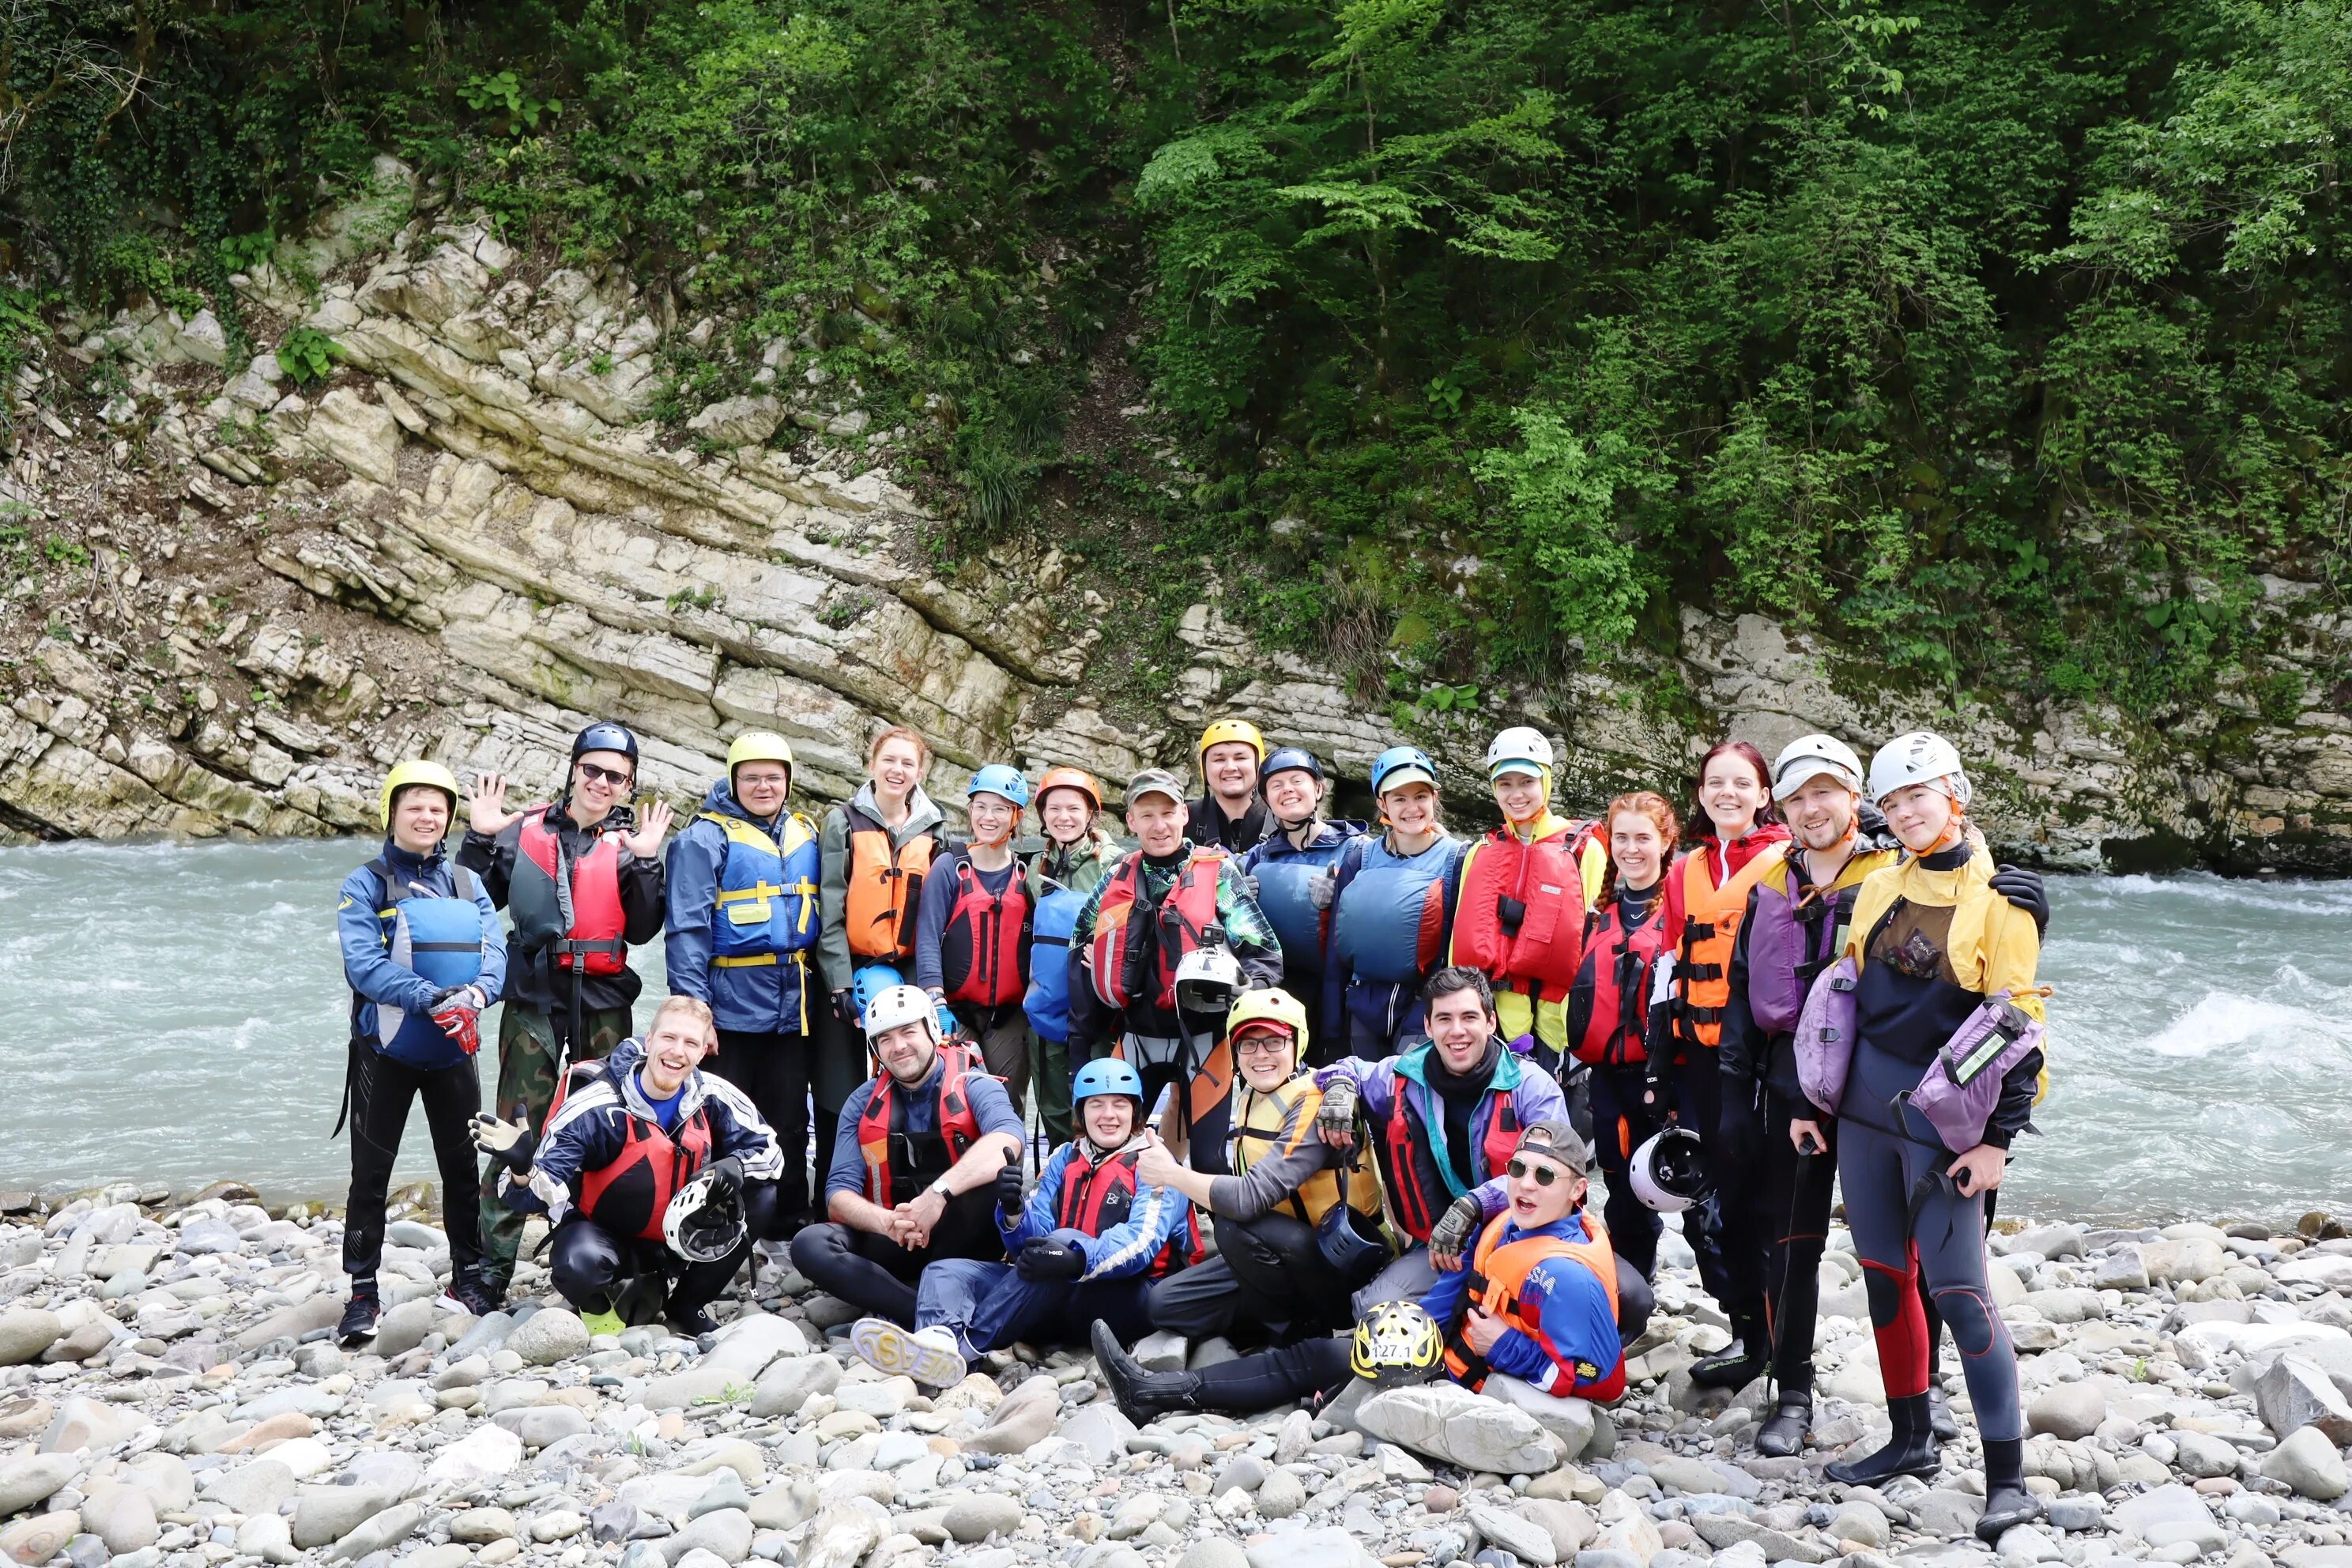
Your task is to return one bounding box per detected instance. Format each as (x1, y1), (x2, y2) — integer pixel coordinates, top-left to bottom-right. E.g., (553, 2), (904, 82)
(2, 162), (2346, 869)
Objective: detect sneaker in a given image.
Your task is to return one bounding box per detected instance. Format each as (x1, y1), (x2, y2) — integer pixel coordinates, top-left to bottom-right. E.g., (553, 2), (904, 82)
(449, 1274), (502, 1319)
(581, 1307), (626, 1339)
(850, 1317), (967, 1389)
(666, 1306), (719, 1338)
(337, 1286), (381, 1346)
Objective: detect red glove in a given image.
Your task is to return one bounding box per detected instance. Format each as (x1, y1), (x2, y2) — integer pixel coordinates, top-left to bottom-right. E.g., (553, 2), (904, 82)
(429, 986), (486, 1057)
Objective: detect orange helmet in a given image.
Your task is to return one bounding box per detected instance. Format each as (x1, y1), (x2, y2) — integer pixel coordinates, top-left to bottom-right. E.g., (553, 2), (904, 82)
(1035, 766), (1102, 814)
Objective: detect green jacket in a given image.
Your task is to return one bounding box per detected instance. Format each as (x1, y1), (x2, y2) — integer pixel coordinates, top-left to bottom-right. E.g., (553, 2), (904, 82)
(816, 782), (946, 993)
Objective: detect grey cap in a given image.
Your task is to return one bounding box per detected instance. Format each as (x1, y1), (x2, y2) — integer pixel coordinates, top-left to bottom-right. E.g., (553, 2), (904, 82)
(1512, 1119), (1589, 1176)
(1125, 767), (1186, 807)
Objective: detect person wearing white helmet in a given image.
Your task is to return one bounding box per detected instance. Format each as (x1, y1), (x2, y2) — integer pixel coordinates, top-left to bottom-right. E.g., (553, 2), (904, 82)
(1819, 732), (2047, 1544)
(786, 982), (1024, 1327)
(1449, 727), (1611, 1078)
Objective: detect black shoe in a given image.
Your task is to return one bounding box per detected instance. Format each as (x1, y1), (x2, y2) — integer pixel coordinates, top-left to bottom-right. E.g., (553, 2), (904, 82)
(450, 1274), (502, 1318)
(1690, 1343), (1768, 1389)
(1091, 1320), (1202, 1425)
(1754, 1394), (1811, 1457)
(1976, 1483), (2043, 1543)
(1825, 1393), (1941, 1486)
(668, 1306), (719, 1338)
(1927, 1381), (1960, 1442)
(337, 1285), (381, 1346)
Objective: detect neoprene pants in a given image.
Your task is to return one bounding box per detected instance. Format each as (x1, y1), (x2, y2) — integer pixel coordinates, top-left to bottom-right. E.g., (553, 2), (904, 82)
(1148, 1214), (1349, 1341)
(786, 1192), (1004, 1326)
(1838, 1037), (2022, 1442)
(342, 1043), (482, 1288)
(549, 1181), (783, 1320)
(707, 1029), (814, 1222)
(1589, 1065), (1664, 1278)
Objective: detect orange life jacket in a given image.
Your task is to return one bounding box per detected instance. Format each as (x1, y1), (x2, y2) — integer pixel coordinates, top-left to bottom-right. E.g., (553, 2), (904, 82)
(843, 803), (937, 963)
(1453, 821), (1597, 997)
(855, 1042), (986, 1208)
(1086, 849), (1227, 1012)
(1671, 840), (1788, 1051)
(514, 807), (628, 975)
(577, 1103), (714, 1242)
(1440, 1210), (1619, 1392)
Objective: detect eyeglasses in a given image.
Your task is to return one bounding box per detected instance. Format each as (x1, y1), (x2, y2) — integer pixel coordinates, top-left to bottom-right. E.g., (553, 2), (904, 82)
(1235, 1035), (1293, 1057)
(1506, 1158), (1572, 1186)
(576, 762), (633, 788)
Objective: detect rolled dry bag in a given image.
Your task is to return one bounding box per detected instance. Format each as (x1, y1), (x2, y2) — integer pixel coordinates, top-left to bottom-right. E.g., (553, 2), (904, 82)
(1023, 882), (1084, 1044)
(375, 869), (488, 1069)
(1792, 954), (1858, 1117)
(1907, 993), (2045, 1153)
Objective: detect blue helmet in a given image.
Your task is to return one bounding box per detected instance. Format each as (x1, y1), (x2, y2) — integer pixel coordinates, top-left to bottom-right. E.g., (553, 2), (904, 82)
(1370, 745), (1438, 797)
(967, 764), (1031, 809)
(1072, 1057), (1145, 1107)
(1260, 746), (1325, 784)
(852, 963), (906, 1023)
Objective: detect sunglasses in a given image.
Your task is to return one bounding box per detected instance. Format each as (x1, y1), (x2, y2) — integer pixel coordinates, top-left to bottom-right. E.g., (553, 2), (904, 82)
(1506, 1157), (1573, 1186)
(576, 762), (634, 788)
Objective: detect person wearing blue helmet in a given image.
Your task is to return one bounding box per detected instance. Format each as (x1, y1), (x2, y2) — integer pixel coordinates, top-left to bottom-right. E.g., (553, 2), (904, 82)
(1320, 746), (1467, 1057)
(915, 765), (1038, 1112)
(850, 1056), (1200, 1387)
(1238, 748), (1364, 1065)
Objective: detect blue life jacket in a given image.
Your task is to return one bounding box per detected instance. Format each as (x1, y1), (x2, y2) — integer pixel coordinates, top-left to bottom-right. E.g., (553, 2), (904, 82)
(1024, 883), (1086, 1043)
(368, 859), (488, 1069)
(1331, 834), (1464, 986)
(703, 809), (822, 965)
(1243, 820), (1364, 979)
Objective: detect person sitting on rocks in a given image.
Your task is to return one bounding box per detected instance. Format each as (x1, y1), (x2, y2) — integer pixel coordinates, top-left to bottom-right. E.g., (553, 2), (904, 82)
(473, 995), (785, 1336)
(1314, 967), (1575, 1313)
(786, 983), (1023, 1328)
(1139, 987), (1387, 1346)
(847, 1057), (1198, 1389)
(1093, 1120), (1649, 1423)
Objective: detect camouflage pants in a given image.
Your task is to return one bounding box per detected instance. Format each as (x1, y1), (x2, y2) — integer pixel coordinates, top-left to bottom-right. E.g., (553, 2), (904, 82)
(476, 1000), (631, 1287)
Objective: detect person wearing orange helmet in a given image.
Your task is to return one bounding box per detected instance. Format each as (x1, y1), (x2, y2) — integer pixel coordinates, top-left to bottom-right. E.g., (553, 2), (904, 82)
(1026, 767), (1121, 1144)
(1185, 718), (1275, 853)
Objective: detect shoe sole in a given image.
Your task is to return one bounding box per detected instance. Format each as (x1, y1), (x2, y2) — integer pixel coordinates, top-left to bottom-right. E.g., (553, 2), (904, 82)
(337, 1324), (378, 1346)
(850, 1318), (966, 1389)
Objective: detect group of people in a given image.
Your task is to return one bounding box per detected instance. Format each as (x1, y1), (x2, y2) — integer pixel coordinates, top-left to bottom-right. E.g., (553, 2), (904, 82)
(336, 713), (2055, 1544)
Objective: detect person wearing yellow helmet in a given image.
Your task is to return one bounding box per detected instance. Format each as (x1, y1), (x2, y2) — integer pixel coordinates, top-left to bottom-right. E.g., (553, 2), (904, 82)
(1136, 987), (1386, 1345)
(334, 760), (508, 1340)
(664, 731), (827, 1231)
(1185, 718), (1274, 853)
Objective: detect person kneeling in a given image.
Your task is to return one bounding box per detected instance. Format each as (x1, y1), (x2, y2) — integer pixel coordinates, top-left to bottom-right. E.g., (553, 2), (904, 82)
(1094, 1121), (1651, 1423)
(787, 984), (1024, 1327)
(475, 996), (785, 1336)
(851, 1058), (1199, 1388)
(1142, 987), (1387, 1345)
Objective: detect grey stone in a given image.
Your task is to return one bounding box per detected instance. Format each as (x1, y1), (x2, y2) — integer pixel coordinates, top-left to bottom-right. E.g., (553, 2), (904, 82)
(1469, 1504), (1562, 1566)
(1358, 1383), (1559, 1476)
(745, 1352), (838, 1419)
(530, 1511), (587, 1543)
(292, 1485), (406, 1549)
(2172, 1430), (2242, 1478)
(1687, 1513), (1834, 1562)
(450, 1508), (518, 1543)
(0, 1309), (62, 1366)
(2260, 1426), (2350, 1500)
(202, 1459), (296, 1516)
(0, 1513), (80, 1568)
(691, 1472), (752, 1520)
(943, 1494), (1025, 1543)
(661, 1508), (752, 1566)
(2092, 1247), (2150, 1291)
(646, 1366), (744, 1412)
(174, 1219), (243, 1255)
(2115, 1486), (2227, 1553)
(1256, 1469), (1306, 1520)
(1132, 1331), (1189, 1371)
(960, 1378), (1059, 1455)
(446, 1312), (514, 1361)
(1217, 1455), (1268, 1493)
(1057, 1404), (1137, 1465)
(2027, 1383), (2107, 1440)
(1910, 1491), (1988, 1541)
(1243, 1526), (1385, 1568)
(701, 1316), (807, 1381)
(2045, 1498), (2105, 1532)
(792, 1501), (888, 1568)
(77, 1481), (156, 1554)
(505, 1307), (590, 1365)
(40, 1395), (140, 1453)
(1484, 1374), (1600, 1461)
(2256, 1355), (2352, 1444)
(1176, 1541), (1253, 1568)
(0, 1453), (82, 1514)
(494, 1404), (591, 1448)
(330, 1503), (422, 1564)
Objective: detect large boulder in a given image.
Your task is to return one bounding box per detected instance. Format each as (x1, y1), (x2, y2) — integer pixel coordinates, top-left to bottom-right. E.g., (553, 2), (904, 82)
(1356, 1382), (1559, 1476)
(0, 1310), (62, 1366)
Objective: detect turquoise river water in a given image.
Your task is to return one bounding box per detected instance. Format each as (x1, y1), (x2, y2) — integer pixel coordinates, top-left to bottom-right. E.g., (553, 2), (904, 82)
(1, 839), (2346, 1223)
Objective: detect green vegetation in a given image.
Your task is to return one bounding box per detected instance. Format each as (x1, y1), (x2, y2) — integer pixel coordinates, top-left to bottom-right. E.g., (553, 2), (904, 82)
(2, 0), (2348, 714)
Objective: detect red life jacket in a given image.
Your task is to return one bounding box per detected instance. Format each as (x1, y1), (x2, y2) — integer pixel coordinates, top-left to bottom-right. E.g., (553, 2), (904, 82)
(1054, 1144), (1204, 1278)
(1374, 1058), (1522, 1242)
(1565, 893), (1674, 1067)
(1453, 822), (1595, 996)
(1087, 849), (1227, 1012)
(937, 850), (1033, 1008)
(578, 1102), (714, 1242)
(855, 1043), (986, 1208)
(514, 807), (628, 976)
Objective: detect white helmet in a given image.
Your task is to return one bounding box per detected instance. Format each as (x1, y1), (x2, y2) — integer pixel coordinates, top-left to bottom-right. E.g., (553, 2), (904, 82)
(1771, 733), (1865, 802)
(1629, 1126), (1713, 1213)
(1867, 731), (1971, 808)
(664, 1168), (747, 1263)
(1174, 942), (1244, 1022)
(864, 983), (940, 1041)
(1485, 727), (1555, 780)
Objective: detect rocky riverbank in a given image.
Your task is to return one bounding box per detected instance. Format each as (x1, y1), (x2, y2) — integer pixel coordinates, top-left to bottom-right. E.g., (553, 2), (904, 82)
(2, 1189), (2351, 1568)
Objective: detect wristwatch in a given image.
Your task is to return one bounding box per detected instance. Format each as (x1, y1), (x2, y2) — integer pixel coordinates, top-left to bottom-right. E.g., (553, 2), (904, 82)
(928, 1178), (953, 1200)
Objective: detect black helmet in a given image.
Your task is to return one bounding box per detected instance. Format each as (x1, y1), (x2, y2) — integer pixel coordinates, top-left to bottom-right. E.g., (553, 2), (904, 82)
(1314, 1163), (1391, 1289)
(571, 721), (641, 770)
(1259, 746), (1325, 785)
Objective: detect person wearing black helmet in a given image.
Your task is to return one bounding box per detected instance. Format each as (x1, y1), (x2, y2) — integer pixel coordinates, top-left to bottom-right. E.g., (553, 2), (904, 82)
(459, 719), (673, 1307)
(1237, 748), (1363, 1065)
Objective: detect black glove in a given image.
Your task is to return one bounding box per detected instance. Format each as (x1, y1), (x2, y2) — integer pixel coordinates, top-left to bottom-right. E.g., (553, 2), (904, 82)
(1429, 1193), (1483, 1263)
(1988, 864), (2049, 937)
(470, 1113), (537, 1174)
(704, 1155), (744, 1195)
(993, 1159), (1025, 1215)
(833, 989), (860, 1026)
(1015, 1238), (1087, 1282)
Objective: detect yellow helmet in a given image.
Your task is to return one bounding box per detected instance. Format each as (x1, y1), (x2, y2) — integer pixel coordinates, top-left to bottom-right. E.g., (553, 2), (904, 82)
(1197, 718), (1266, 765)
(1226, 987), (1310, 1056)
(1351, 1300), (1444, 1387)
(727, 731), (795, 788)
(379, 760), (461, 830)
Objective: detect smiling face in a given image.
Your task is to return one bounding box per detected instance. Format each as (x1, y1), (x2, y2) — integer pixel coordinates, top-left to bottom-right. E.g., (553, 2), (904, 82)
(1700, 751), (1767, 839)
(390, 785), (452, 856)
(571, 749), (635, 821)
(1491, 767), (1547, 825)
(1380, 779), (1438, 837)
(869, 737), (925, 807)
(1506, 1148), (1586, 1227)
(967, 791), (1019, 846)
(873, 1019), (937, 1084)
(1610, 807), (1667, 891)
(1202, 742), (1260, 805)
(1082, 1094), (1136, 1147)
(1127, 793), (1189, 857)
(639, 1011), (711, 1096)
(1881, 780), (1959, 854)
(1426, 983), (1494, 1072)
(733, 760), (790, 818)
(1262, 767), (1324, 825)
(1783, 774), (1858, 852)
(1233, 1023), (1298, 1092)
(1040, 787), (1094, 846)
